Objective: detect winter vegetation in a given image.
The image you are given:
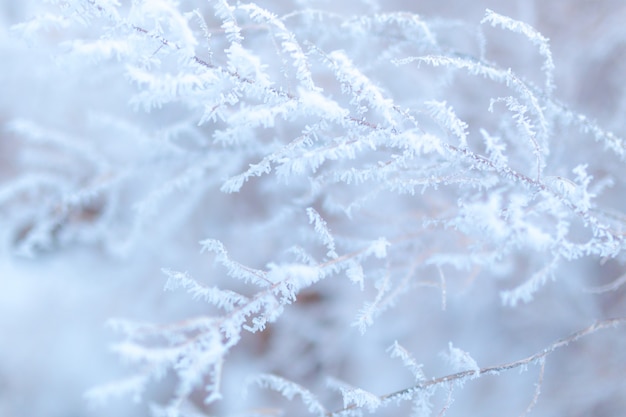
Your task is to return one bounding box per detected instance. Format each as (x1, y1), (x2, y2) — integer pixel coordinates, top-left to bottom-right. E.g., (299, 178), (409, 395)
(1, 1), (626, 416)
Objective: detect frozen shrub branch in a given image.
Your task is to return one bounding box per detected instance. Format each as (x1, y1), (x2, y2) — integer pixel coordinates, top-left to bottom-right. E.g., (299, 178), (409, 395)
(327, 318), (626, 416)
(3, 1), (626, 416)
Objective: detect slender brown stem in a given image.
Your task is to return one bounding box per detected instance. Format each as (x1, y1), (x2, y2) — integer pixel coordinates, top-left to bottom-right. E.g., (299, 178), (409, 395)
(328, 318), (626, 416)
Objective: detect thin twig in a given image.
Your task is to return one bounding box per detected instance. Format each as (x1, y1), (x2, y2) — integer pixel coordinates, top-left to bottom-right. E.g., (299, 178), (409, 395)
(584, 272), (626, 294)
(518, 357), (545, 417)
(328, 318), (626, 416)
(436, 382), (454, 417)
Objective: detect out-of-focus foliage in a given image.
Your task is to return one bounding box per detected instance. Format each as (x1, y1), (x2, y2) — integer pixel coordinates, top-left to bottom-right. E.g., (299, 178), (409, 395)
(1, 1), (625, 417)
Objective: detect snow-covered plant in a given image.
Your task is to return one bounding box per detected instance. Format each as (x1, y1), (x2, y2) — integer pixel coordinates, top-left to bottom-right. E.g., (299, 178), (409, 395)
(1, 1), (626, 417)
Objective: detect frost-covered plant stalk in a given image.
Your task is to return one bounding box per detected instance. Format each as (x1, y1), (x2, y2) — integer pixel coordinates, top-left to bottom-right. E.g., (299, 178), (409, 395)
(3, 1), (626, 416)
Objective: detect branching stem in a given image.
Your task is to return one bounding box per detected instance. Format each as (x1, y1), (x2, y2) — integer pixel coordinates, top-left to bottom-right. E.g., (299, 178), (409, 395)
(328, 318), (626, 416)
